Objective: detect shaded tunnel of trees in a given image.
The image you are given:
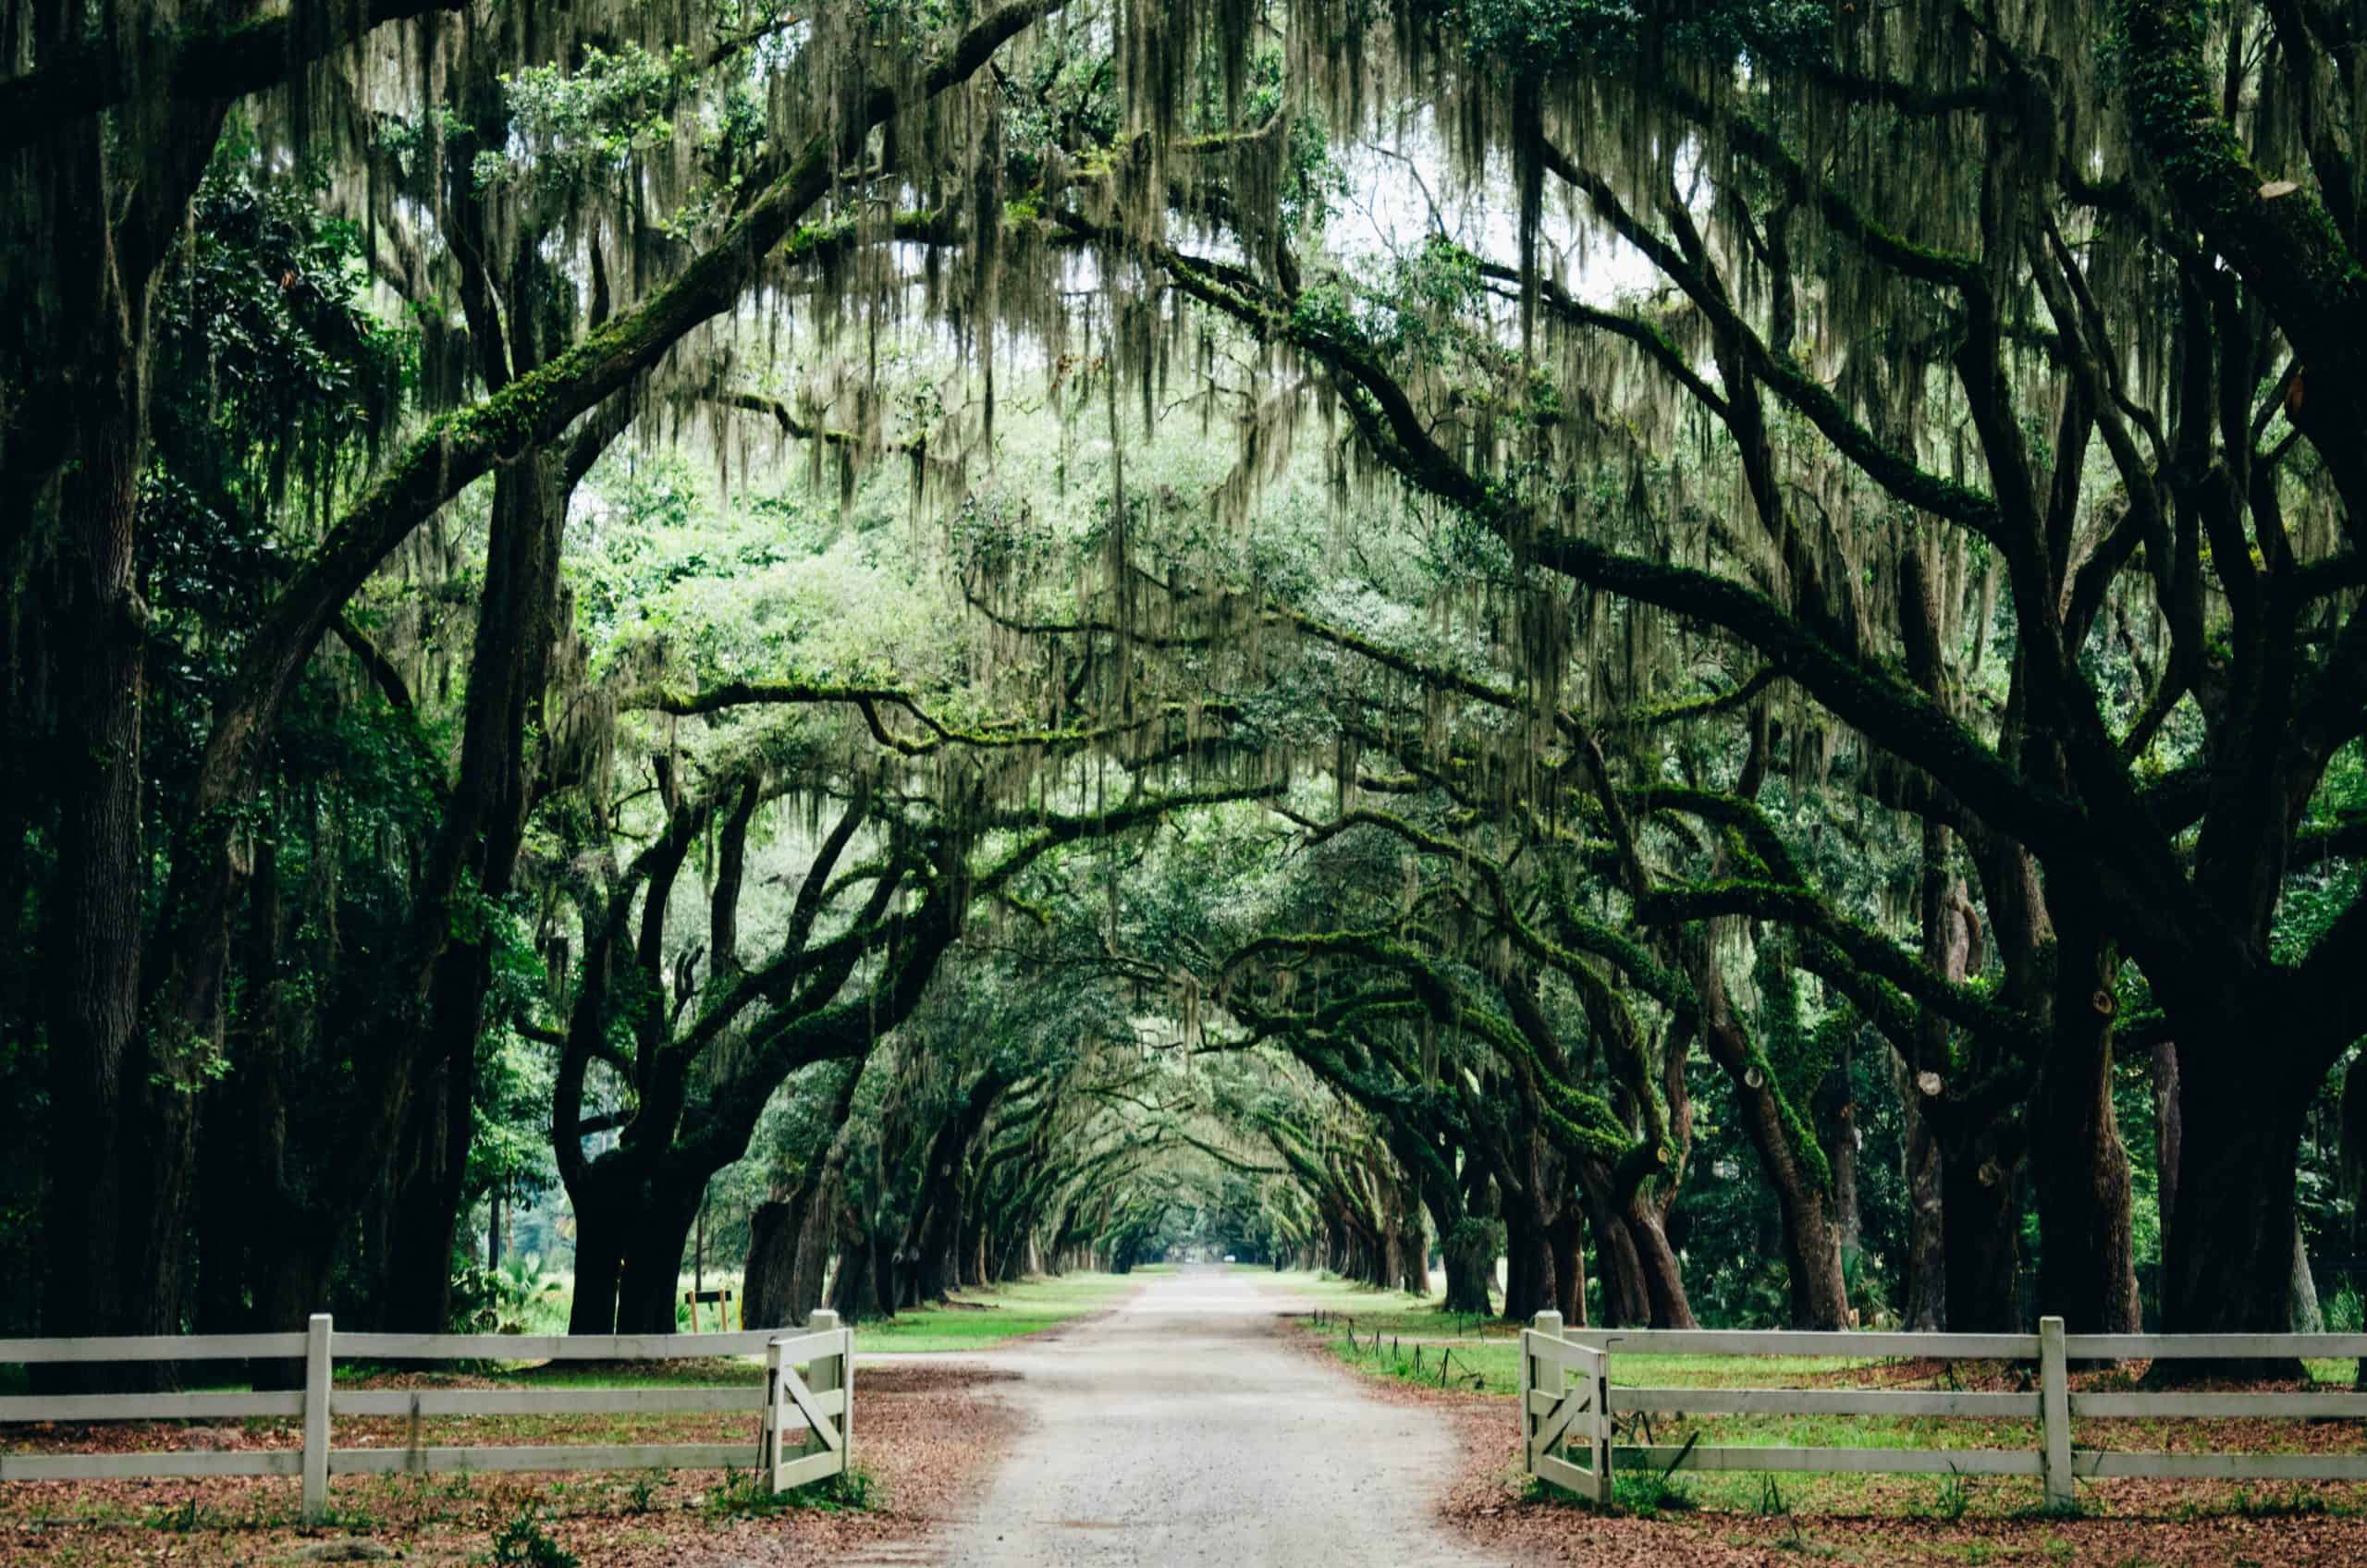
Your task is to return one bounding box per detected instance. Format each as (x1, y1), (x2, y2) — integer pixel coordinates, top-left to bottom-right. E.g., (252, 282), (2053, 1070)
(6, 0), (2367, 1391)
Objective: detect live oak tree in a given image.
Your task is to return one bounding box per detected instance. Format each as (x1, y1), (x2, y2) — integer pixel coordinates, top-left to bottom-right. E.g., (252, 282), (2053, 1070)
(3, 0), (1073, 1366)
(5, 0), (463, 1375)
(10, 0), (2367, 1370)
(543, 708), (1274, 1332)
(993, 0), (2367, 1343)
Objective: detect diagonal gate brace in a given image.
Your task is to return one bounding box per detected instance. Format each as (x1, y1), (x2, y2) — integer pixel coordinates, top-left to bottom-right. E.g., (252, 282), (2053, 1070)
(1529, 1383), (1591, 1463)
(778, 1365), (841, 1454)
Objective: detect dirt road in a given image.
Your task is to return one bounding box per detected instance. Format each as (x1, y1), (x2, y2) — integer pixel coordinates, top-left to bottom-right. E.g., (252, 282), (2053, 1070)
(854, 1266), (1509, 1567)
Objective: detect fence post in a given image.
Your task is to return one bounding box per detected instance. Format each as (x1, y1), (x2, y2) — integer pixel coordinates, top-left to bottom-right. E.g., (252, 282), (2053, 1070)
(762, 1334), (785, 1490)
(1588, 1341), (1613, 1506)
(1526, 1311), (1560, 1485)
(2038, 1315), (2073, 1510)
(301, 1314), (332, 1523)
(808, 1309), (845, 1478)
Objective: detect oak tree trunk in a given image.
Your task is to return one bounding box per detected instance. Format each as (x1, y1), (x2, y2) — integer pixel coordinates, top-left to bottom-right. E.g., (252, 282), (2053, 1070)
(2030, 902), (2140, 1334)
(1941, 1131), (2024, 1333)
(742, 1195), (806, 1329)
(2157, 1046), (2312, 1375)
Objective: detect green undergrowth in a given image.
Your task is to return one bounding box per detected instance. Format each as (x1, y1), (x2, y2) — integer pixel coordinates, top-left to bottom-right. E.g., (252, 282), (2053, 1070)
(705, 1462), (877, 1517)
(490, 1503), (579, 1566)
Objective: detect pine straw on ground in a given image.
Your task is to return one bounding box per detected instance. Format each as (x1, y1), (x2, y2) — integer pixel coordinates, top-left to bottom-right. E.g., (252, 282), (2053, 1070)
(0, 1363), (1015, 1566)
(1278, 1319), (2367, 1566)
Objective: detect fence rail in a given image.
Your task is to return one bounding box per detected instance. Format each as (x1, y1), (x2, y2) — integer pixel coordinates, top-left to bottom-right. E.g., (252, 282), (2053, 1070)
(1520, 1314), (2367, 1509)
(0, 1313), (853, 1519)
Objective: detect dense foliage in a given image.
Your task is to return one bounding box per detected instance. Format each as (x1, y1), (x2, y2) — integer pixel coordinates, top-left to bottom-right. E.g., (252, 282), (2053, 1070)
(5, 0), (2366, 1383)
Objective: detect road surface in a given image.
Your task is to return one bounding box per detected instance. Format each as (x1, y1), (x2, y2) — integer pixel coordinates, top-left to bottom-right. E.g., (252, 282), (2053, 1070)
(853, 1266), (1508, 1567)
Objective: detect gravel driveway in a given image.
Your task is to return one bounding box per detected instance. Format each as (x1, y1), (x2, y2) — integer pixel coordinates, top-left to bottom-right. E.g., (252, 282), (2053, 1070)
(853, 1265), (1513, 1567)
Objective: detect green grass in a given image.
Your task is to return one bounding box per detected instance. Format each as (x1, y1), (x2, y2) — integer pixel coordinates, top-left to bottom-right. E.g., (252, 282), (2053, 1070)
(456, 1272), (1143, 1381)
(1268, 1268), (1524, 1390)
(508, 1357), (768, 1390)
(702, 1462), (877, 1518)
(852, 1271), (1139, 1353)
(1269, 1270), (1878, 1397)
(1, 1275), (1138, 1415)
(1265, 1272), (2367, 1524)
(1611, 1466), (1698, 1517)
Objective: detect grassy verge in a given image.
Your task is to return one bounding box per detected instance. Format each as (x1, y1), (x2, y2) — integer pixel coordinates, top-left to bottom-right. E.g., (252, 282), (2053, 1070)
(1268, 1268), (1525, 1391)
(347, 1270), (1140, 1383)
(852, 1271), (1140, 1354)
(1268, 1271), (2367, 1525)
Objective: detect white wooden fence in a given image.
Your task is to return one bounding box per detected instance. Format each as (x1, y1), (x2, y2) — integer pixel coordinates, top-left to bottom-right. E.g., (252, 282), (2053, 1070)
(0, 1311), (852, 1520)
(1522, 1313), (2367, 1509)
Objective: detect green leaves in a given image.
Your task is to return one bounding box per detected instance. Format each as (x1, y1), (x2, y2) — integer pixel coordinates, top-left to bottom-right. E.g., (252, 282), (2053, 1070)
(483, 44), (697, 198)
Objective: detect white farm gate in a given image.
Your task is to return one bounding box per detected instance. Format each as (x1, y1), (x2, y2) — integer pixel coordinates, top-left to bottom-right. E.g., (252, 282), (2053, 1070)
(1521, 1312), (2367, 1509)
(0, 1310), (853, 1520)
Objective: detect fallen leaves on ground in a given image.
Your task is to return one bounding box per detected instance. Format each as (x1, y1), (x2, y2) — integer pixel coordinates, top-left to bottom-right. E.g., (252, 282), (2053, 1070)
(1277, 1316), (2367, 1565)
(0, 1362), (1016, 1566)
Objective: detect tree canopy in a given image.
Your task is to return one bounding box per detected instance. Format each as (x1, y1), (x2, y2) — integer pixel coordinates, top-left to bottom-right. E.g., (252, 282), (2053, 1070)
(6, 0), (2367, 1378)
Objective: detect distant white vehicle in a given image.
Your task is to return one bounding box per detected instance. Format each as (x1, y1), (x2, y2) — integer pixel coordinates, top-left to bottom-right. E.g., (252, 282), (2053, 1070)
(1223, 1254), (1236, 1263)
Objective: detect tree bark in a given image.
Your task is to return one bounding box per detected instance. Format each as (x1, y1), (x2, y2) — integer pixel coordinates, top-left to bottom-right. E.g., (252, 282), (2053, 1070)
(2152, 1037), (2180, 1268)
(2159, 1045), (2312, 1365)
(908, 1175), (965, 1305)
(1891, 1044), (1948, 1330)
(1700, 1007), (1849, 1328)
(742, 1196), (805, 1329)
(38, 121), (174, 1387)
(247, 1219), (343, 1390)
(773, 1089), (865, 1324)
(0, 0), (468, 157)
(1941, 1131), (2024, 1333)
(614, 1175), (705, 1334)
(564, 1170), (632, 1336)
(1547, 1201), (1584, 1325)
(872, 1231), (899, 1317)
(1577, 1158), (1649, 1327)
(21, 0), (423, 1383)
(827, 1226), (879, 1320)
(1393, 1199), (1429, 1297)
(377, 420), (581, 1330)
(2030, 897), (2141, 1335)
(2030, 1024), (2140, 1333)
(192, 1077), (259, 1339)
(375, 1009), (478, 1332)
(790, 1182), (835, 1321)
(1822, 1040), (1863, 1273)
(1625, 1199), (1697, 1329)
(1439, 1220), (1495, 1315)
(1499, 1170), (1554, 1320)
(2291, 1219), (2323, 1334)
